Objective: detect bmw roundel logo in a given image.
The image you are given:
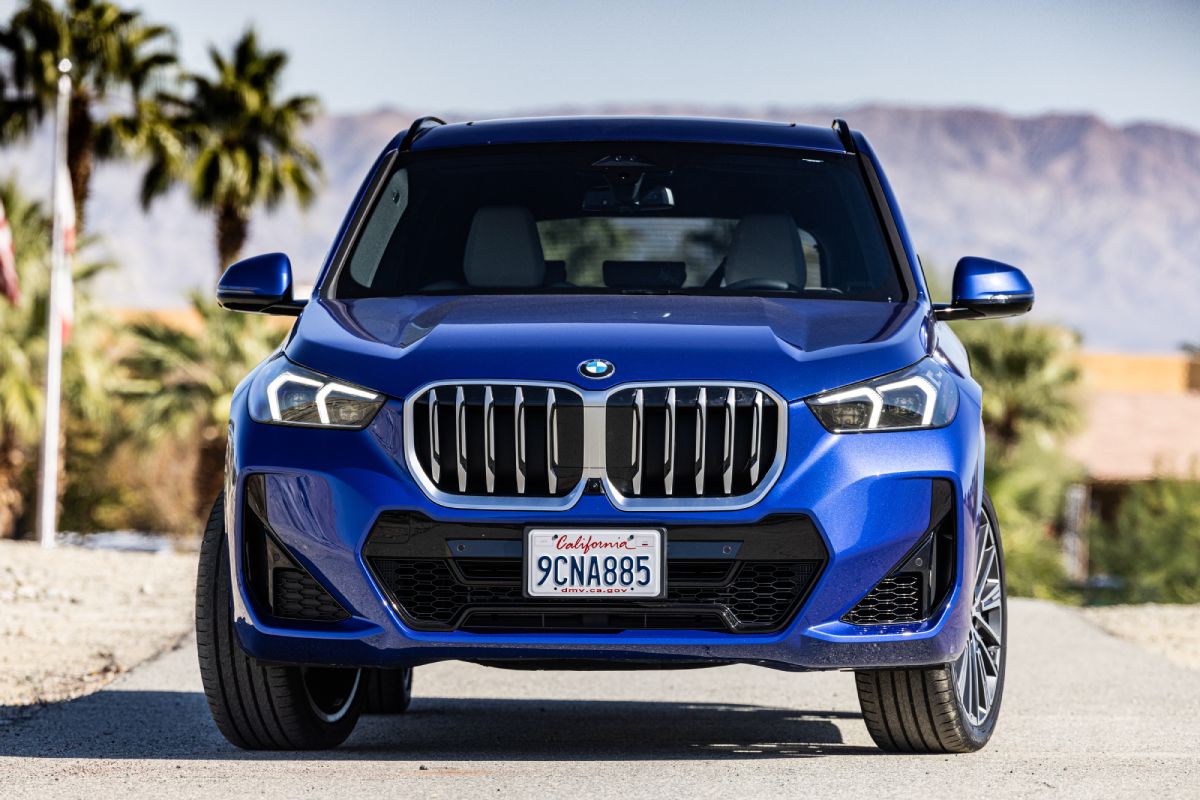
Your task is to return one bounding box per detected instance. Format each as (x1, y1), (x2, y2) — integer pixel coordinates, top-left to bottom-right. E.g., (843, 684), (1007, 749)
(579, 358), (615, 379)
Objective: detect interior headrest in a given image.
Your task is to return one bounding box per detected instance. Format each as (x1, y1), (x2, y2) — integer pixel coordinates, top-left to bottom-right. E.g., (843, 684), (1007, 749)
(463, 206), (546, 288)
(724, 214), (805, 287)
(543, 260), (567, 285)
(603, 260), (687, 289)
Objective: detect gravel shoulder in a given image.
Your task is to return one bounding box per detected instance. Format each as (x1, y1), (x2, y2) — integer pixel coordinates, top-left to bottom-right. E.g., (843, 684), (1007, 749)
(1082, 603), (1200, 670)
(0, 540), (197, 713)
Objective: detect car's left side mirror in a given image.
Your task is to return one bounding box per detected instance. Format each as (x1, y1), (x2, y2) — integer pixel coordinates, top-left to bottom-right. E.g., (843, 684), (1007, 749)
(933, 257), (1034, 321)
(216, 252), (306, 316)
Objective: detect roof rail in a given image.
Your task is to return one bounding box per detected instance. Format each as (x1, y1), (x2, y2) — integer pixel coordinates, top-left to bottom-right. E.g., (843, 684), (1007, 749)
(398, 115), (448, 151)
(831, 118), (857, 154)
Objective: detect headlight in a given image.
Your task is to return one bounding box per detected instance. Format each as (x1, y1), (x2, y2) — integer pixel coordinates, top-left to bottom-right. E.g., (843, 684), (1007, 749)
(806, 358), (958, 433)
(248, 356), (384, 429)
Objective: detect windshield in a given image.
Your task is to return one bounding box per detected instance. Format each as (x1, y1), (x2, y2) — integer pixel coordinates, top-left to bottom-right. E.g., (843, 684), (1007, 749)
(331, 144), (905, 301)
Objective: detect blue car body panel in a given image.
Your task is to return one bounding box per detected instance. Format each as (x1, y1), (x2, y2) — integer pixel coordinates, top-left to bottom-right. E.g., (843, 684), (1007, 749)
(286, 295), (928, 403)
(226, 117), (987, 673)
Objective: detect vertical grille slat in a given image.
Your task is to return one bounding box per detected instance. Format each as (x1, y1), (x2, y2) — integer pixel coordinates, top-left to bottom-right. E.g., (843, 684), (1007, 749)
(483, 386), (496, 494)
(695, 387), (707, 495)
(722, 387), (736, 495)
(749, 390), (763, 485)
(663, 387), (676, 496)
(604, 383), (782, 501)
(408, 381), (782, 506)
(411, 383), (583, 500)
(454, 386), (467, 492)
(427, 391), (440, 484)
(546, 388), (558, 495)
(514, 387), (527, 495)
(632, 388), (645, 495)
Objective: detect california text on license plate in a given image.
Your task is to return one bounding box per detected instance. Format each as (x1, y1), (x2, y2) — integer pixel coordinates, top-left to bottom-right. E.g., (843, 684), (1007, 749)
(524, 529), (665, 598)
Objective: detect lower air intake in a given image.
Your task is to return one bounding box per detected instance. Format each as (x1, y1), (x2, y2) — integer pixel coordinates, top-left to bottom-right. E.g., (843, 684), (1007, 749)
(242, 474), (350, 623)
(842, 479), (957, 627)
(271, 568), (350, 622)
(841, 574), (924, 625)
(363, 512), (828, 634)
(369, 557), (820, 633)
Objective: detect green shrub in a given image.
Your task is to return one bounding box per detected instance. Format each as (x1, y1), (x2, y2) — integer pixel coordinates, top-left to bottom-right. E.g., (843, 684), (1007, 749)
(986, 440), (1082, 601)
(1090, 477), (1200, 604)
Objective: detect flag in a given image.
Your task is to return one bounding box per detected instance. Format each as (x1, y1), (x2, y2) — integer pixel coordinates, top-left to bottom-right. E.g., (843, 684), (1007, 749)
(0, 196), (18, 306)
(54, 162), (75, 342)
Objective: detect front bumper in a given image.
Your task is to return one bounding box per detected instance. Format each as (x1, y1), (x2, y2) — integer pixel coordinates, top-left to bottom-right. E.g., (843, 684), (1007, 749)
(226, 388), (983, 672)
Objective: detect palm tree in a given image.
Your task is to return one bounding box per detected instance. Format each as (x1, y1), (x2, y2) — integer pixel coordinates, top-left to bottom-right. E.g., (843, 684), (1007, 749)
(953, 321), (1082, 458)
(0, 177), (111, 537)
(137, 29), (321, 272)
(0, 0), (176, 231)
(119, 295), (283, 520)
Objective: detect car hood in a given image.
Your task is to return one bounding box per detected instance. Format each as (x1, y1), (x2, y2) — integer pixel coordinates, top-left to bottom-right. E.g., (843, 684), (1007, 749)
(285, 294), (931, 401)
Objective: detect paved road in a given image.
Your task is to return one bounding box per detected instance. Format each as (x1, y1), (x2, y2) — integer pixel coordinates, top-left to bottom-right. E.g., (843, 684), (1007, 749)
(2, 599), (1197, 799)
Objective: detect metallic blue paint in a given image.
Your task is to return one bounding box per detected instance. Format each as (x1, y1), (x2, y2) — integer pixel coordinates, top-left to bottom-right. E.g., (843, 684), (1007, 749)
(952, 256), (1035, 316)
(220, 116), (1020, 674)
(216, 252), (300, 314)
(286, 295), (927, 403)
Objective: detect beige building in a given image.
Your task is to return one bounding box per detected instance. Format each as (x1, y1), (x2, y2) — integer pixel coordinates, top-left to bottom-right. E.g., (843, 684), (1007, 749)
(1060, 352), (1200, 579)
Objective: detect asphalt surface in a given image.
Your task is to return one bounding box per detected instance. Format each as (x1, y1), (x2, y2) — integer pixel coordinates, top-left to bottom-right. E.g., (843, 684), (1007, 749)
(1, 599), (1197, 799)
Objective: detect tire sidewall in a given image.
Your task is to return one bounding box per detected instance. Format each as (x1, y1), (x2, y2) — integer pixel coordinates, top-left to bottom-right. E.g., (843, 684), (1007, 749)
(197, 491), (364, 749)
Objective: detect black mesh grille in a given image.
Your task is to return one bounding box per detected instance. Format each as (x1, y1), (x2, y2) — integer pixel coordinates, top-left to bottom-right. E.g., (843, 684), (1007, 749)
(271, 567), (350, 622)
(841, 574), (923, 625)
(368, 556), (820, 633)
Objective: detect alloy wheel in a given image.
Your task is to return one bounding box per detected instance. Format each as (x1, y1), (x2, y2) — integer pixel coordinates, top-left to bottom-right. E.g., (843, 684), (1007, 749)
(952, 511), (1004, 726)
(301, 667), (362, 723)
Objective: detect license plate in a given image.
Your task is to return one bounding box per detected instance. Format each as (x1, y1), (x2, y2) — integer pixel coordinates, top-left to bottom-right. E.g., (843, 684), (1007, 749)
(524, 529), (665, 598)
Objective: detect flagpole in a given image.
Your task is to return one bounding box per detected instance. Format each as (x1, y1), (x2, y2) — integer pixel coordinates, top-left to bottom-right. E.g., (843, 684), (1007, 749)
(35, 58), (72, 549)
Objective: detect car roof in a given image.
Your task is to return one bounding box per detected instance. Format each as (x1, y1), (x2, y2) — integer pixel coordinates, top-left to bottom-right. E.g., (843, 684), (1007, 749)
(387, 116), (850, 154)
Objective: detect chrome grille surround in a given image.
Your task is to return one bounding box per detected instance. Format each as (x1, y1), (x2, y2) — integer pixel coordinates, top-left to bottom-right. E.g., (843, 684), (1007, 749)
(402, 379), (788, 512)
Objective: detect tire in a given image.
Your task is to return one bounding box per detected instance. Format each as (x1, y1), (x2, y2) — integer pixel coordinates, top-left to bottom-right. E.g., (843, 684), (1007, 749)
(854, 490), (1007, 753)
(362, 667), (413, 714)
(196, 492), (364, 750)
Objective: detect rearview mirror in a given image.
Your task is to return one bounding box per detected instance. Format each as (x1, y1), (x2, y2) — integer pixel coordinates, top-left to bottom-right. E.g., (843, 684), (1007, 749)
(933, 257), (1034, 321)
(216, 252), (306, 316)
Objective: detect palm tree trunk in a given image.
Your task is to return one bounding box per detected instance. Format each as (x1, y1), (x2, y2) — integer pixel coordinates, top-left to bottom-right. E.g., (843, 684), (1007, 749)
(195, 435), (227, 523)
(0, 436), (28, 539)
(215, 202), (250, 273)
(66, 92), (94, 234)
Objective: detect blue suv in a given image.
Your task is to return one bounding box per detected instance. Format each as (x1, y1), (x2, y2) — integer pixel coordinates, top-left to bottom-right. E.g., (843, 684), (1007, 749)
(199, 116), (1033, 752)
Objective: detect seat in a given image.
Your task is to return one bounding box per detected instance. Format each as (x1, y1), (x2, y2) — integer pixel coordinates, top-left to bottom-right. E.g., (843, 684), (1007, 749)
(462, 206), (546, 288)
(723, 214), (805, 288)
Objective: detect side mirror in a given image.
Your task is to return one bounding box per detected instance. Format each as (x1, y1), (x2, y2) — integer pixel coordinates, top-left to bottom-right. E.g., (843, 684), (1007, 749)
(216, 252), (306, 316)
(933, 257), (1034, 321)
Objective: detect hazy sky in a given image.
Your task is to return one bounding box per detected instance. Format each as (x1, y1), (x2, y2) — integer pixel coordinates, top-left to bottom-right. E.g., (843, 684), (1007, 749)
(5, 0), (1200, 129)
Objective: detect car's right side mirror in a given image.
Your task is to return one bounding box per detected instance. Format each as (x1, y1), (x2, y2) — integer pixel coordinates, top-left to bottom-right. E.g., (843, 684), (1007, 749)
(216, 252), (306, 316)
(933, 256), (1034, 321)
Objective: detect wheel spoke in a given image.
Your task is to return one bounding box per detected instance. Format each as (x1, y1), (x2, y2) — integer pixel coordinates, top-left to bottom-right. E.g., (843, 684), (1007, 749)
(965, 643), (976, 717)
(955, 508), (1004, 728)
(975, 614), (1002, 648)
(974, 641), (989, 715)
(978, 583), (1003, 612)
(977, 638), (999, 675)
(975, 534), (994, 591)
